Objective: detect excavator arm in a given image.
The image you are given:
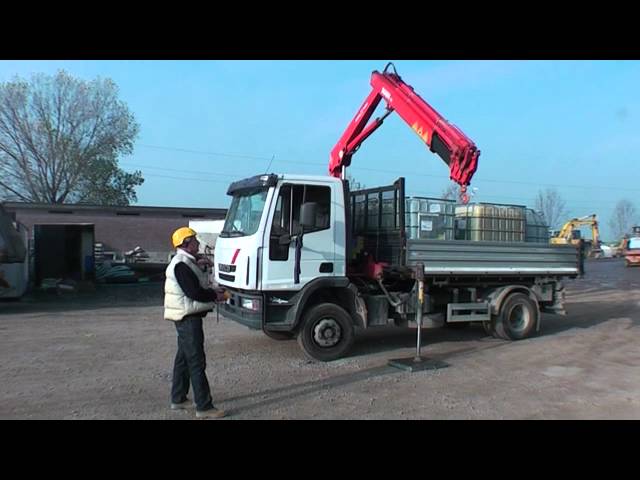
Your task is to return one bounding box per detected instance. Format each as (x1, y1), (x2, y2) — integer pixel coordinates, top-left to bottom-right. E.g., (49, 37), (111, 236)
(329, 63), (480, 202)
(556, 215), (600, 243)
(591, 219), (600, 246)
(556, 220), (577, 241)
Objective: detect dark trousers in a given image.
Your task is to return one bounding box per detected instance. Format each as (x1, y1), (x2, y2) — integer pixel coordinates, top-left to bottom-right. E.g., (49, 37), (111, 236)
(171, 315), (214, 411)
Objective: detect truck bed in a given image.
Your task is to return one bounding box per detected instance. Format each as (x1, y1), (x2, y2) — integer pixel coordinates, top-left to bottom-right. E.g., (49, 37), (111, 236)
(406, 239), (581, 277)
(349, 178), (582, 280)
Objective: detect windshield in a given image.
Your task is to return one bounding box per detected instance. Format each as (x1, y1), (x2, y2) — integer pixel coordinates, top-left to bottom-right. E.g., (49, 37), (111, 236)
(220, 188), (269, 238)
(628, 237), (640, 249)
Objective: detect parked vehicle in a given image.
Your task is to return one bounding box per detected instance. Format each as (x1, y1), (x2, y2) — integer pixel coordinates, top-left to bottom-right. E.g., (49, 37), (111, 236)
(622, 236), (640, 267)
(550, 215), (602, 258)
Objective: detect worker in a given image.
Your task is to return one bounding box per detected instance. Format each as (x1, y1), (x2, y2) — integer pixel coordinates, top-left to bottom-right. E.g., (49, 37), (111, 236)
(164, 226), (230, 419)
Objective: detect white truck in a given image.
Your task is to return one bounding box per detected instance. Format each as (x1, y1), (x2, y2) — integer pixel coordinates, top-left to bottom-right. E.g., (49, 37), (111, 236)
(213, 64), (582, 361)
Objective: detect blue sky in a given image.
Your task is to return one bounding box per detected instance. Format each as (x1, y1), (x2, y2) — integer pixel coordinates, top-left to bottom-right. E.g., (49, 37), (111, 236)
(0, 60), (638, 240)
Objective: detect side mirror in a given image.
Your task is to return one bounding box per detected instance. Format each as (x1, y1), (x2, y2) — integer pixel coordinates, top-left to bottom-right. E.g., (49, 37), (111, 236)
(300, 202), (318, 229)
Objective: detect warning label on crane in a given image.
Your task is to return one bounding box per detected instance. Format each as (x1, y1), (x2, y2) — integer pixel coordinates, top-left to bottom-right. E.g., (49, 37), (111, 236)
(411, 122), (430, 144)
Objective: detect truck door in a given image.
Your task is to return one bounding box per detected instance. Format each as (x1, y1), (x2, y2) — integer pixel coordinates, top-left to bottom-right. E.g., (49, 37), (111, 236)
(261, 182), (335, 291)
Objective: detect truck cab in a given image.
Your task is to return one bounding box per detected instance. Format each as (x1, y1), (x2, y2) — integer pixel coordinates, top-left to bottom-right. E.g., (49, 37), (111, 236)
(215, 174), (350, 338)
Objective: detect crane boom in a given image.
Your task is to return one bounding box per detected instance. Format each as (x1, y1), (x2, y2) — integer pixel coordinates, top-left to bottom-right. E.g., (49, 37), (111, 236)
(329, 63), (480, 201)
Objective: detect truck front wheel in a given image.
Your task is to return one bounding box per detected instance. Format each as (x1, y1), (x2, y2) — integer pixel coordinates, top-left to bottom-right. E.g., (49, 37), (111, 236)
(493, 293), (538, 340)
(297, 303), (355, 362)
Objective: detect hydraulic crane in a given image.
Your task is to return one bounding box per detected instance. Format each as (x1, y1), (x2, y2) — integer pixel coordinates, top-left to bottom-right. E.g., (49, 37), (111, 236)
(329, 62), (480, 203)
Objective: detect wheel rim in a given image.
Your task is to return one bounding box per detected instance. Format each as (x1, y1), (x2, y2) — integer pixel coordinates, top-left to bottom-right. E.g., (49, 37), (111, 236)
(507, 304), (531, 333)
(312, 318), (342, 348)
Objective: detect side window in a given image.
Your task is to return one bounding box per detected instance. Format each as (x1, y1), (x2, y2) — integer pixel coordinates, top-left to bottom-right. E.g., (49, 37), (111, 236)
(269, 185), (291, 261)
(303, 185), (331, 233)
(290, 185), (304, 234)
(269, 184), (331, 261)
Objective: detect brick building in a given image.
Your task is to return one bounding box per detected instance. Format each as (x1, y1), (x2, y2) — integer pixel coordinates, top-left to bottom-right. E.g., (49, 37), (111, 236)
(3, 202), (227, 257)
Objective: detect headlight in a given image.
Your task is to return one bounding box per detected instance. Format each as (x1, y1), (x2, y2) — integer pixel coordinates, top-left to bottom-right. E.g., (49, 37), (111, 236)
(241, 298), (261, 311)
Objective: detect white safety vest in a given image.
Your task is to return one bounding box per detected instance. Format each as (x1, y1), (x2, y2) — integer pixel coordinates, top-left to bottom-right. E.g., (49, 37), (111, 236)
(164, 249), (215, 321)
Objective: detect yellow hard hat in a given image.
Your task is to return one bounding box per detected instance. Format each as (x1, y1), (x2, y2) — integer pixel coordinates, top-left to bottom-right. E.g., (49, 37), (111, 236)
(172, 227), (197, 248)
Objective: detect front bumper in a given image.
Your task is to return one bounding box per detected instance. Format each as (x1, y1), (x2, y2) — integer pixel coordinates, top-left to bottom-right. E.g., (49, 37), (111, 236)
(219, 288), (264, 329)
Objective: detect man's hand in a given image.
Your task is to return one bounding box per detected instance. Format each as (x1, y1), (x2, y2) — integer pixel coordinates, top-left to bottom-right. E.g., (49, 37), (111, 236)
(215, 288), (231, 303)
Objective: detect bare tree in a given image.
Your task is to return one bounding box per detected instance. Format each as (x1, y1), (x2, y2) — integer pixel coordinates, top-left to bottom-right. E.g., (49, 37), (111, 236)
(609, 199), (637, 239)
(0, 70), (142, 205)
(534, 188), (567, 230)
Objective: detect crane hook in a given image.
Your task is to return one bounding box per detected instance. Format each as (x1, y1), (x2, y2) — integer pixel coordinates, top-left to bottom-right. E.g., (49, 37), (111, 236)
(460, 185), (470, 205)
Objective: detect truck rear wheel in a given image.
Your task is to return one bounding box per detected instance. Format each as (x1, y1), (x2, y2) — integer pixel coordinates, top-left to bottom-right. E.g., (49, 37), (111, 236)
(493, 293), (538, 340)
(297, 303), (355, 362)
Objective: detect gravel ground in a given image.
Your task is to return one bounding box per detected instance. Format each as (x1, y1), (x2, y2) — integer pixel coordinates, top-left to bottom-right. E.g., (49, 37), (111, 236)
(1, 258), (639, 419)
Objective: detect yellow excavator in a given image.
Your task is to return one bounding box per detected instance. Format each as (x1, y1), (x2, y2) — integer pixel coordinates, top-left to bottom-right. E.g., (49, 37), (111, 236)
(550, 214), (603, 258)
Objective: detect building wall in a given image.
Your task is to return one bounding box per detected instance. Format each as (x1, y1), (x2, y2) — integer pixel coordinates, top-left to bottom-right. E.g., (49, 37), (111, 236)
(4, 204), (227, 259)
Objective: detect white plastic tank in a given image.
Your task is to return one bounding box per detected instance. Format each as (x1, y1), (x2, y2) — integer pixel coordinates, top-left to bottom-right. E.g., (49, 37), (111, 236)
(405, 197), (455, 240)
(189, 220), (225, 287)
(189, 220), (225, 255)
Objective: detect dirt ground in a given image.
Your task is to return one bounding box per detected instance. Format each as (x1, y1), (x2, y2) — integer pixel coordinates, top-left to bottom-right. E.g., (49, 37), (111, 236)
(1, 258), (639, 420)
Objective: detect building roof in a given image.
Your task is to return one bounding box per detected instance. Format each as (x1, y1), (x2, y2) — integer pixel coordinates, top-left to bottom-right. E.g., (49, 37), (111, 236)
(2, 202), (226, 218)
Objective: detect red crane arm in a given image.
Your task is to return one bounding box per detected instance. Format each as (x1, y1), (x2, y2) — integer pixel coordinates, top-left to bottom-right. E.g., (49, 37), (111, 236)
(329, 63), (480, 200)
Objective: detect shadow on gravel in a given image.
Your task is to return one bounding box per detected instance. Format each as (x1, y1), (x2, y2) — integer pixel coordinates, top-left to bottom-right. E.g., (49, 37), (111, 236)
(348, 324), (491, 359)
(541, 300), (640, 336)
(227, 297), (640, 416)
(221, 364), (398, 415)
(568, 258), (640, 294)
(344, 293), (640, 359)
(222, 334), (516, 416)
(0, 283), (164, 315)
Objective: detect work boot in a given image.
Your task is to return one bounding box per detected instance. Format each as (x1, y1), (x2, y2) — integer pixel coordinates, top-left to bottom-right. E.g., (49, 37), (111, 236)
(195, 407), (226, 419)
(170, 399), (194, 410)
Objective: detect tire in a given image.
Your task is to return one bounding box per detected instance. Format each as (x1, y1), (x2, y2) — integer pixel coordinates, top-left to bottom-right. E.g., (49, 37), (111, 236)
(493, 293), (538, 340)
(263, 330), (295, 341)
(297, 303), (355, 362)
